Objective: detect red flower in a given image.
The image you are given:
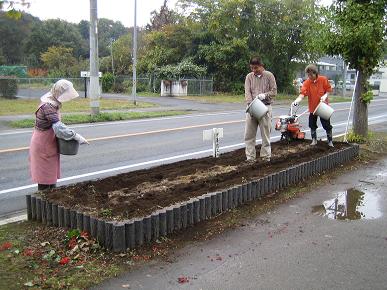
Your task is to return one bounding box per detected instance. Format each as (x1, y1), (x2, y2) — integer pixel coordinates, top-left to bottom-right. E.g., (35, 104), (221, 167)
(59, 257), (71, 265)
(0, 242), (12, 251)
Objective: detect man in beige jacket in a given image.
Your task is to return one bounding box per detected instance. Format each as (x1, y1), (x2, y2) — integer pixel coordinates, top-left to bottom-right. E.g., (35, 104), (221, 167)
(244, 56), (277, 163)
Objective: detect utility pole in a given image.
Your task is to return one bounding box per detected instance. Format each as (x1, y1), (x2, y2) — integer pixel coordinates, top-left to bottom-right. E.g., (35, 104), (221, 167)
(110, 38), (115, 76)
(132, 0), (137, 105)
(89, 0), (100, 115)
(342, 59), (347, 98)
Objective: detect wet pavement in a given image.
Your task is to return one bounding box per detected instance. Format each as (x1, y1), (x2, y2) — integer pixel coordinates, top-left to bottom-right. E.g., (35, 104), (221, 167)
(93, 157), (387, 290)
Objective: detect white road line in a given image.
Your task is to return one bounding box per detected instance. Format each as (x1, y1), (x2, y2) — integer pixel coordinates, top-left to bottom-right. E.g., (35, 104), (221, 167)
(0, 111), (242, 136)
(1, 98), (387, 137)
(0, 214), (27, 226)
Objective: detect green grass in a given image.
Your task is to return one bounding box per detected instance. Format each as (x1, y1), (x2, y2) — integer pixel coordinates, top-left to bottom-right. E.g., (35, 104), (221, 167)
(9, 111), (187, 128)
(0, 223), (36, 290)
(0, 222), (125, 290)
(0, 97), (155, 116)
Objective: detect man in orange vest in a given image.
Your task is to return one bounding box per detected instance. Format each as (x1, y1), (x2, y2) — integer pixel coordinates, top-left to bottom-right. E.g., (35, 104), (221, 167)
(292, 64), (333, 147)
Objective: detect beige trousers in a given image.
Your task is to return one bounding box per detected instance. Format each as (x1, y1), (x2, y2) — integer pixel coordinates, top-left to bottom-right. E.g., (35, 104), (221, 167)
(244, 105), (272, 160)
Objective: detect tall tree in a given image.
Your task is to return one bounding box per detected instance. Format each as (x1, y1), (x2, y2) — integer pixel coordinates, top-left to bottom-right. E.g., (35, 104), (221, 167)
(0, 11), (39, 64)
(40, 46), (76, 71)
(146, 0), (180, 31)
(138, 22), (195, 73)
(324, 0), (387, 138)
(24, 19), (86, 66)
(176, 0), (320, 92)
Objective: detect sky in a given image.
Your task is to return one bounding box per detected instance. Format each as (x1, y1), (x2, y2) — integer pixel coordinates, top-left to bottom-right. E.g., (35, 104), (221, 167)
(22, 0), (179, 28)
(22, 0), (332, 28)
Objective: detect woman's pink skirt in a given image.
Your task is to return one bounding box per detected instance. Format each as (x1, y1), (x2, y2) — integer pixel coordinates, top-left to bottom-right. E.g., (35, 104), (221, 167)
(29, 128), (60, 184)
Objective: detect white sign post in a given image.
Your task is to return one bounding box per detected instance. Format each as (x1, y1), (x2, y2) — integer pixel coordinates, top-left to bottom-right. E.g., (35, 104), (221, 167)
(203, 128), (224, 158)
(80, 71), (103, 98)
(80, 71), (102, 77)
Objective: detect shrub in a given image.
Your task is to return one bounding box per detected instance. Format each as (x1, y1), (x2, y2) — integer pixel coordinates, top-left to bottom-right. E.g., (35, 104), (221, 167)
(230, 82), (244, 94)
(0, 78), (18, 99)
(101, 72), (115, 92)
(136, 82), (148, 92)
(346, 131), (367, 143)
(112, 82), (125, 93)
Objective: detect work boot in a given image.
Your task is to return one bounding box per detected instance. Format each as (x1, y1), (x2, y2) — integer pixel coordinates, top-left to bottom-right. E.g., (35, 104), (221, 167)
(310, 138), (317, 146)
(326, 129), (333, 147)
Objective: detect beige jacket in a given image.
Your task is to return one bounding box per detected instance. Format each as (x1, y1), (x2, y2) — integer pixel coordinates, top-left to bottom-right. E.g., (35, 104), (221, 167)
(244, 70), (277, 105)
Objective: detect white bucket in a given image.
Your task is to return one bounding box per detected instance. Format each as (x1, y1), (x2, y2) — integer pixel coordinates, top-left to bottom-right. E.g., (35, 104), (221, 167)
(246, 98), (268, 120)
(313, 101), (334, 120)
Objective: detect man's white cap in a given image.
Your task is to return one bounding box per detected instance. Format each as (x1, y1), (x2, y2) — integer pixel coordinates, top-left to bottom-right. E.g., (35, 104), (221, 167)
(41, 79), (79, 103)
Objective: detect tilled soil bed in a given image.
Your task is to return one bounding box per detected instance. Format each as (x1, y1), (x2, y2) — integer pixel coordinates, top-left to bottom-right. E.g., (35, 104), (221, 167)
(39, 140), (351, 222)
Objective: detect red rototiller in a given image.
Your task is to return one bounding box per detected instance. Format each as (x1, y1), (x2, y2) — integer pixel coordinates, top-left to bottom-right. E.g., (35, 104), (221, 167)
(275, 106), (308, 141)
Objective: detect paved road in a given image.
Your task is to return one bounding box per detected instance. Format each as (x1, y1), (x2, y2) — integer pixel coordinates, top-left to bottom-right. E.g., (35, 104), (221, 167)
(1, 97), (387, 219)
(93, 156), (387, 290)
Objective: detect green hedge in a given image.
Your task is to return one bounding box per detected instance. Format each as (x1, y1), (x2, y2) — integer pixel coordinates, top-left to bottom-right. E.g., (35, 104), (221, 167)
(0, 78), (18, 99)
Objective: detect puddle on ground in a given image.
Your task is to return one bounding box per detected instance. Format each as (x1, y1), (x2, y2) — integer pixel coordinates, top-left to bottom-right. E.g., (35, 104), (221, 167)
(312, 188), (382, 220)
(376, 171), (387, 177)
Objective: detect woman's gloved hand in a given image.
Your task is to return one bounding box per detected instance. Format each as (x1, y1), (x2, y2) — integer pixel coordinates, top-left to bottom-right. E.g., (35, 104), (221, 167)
(74, 133), (89, 145)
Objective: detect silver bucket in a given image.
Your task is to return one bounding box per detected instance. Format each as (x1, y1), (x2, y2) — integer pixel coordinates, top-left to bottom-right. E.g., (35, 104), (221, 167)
(246, 97), (268, 120)
(57, 138), (79, 155)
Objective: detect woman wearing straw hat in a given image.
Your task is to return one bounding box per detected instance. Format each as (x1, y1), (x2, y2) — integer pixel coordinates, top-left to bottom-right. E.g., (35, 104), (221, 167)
(292, 64), (333, 147)
(29, 79), (89, 191)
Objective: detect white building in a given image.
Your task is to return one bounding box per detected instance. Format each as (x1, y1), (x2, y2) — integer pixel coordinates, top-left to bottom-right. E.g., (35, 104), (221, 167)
(369, 60), (387, 93)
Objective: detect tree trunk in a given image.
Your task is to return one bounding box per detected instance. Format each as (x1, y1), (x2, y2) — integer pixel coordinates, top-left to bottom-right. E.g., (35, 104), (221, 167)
(352, 70), (368, 138)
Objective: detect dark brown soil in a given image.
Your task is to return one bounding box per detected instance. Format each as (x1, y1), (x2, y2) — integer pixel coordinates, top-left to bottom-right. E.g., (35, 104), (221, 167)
(41, 140), (351, 221)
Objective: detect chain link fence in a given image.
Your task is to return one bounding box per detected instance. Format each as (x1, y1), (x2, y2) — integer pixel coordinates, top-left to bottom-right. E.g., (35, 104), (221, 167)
(0, 76), (214, 99)
(113, 75), (214, 96)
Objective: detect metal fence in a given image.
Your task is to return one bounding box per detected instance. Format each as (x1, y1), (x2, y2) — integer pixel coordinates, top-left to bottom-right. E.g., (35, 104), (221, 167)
(113, 75), (214, 96)
(0, 76), (214, 98)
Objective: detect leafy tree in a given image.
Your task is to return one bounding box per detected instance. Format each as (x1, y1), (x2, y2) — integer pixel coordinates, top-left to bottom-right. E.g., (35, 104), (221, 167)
(138, 22), (197, 73)
(97, 18), (129, 57)
(0, 0), (30, 19)
(41, 46), (76, 69)
(24, 19), (86, 65)
(77, 18), (129, 58)
(176, 0), (320, 92)
(111, 33), (133, 75)
(78, 20), (89, 40)
(0, 11), (39, 64)
(146, 0), (181, 31)
(40, 46), (82, 77)
(155, 59), (206, 79)
(324, 0), (387, 137)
